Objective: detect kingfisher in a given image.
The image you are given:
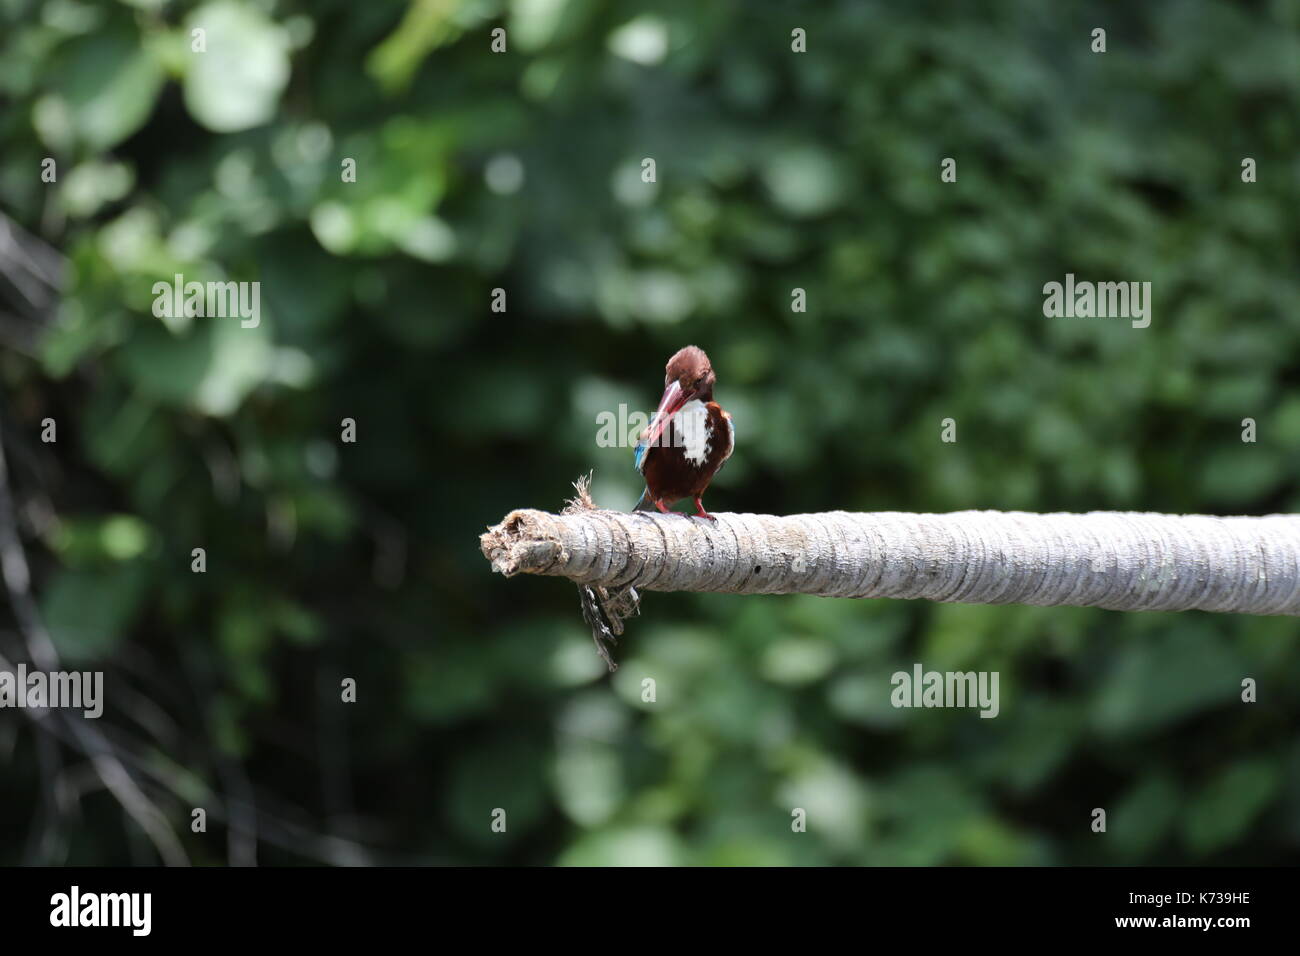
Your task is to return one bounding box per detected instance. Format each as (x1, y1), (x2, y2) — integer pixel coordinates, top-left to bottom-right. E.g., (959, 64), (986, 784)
(633, 345), (734, 520)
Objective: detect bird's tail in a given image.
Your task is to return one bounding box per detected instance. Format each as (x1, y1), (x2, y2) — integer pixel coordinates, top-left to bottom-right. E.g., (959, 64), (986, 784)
(633, 487), (654, 512)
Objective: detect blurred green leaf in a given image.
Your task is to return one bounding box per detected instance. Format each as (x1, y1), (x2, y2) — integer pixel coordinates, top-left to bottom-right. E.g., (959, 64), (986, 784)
(53, 22), (163, 150)
(1182, 760), (1279, 855)
(41, 564), (147, 661)
(183, 2), (290, 132)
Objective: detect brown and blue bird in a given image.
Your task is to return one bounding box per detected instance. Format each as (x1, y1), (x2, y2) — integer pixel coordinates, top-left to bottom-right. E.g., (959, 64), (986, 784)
(633, 345), (734, 519)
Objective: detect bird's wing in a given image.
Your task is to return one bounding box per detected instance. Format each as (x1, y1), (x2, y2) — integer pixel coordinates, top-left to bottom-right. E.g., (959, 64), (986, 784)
(716, 410), (735, 472)
(634, 412), (669, 473)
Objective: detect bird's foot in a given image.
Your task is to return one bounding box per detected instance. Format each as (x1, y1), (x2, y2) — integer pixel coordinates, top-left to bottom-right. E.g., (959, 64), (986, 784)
(693, 497), (716, 521)
(653, 498), (671, 514)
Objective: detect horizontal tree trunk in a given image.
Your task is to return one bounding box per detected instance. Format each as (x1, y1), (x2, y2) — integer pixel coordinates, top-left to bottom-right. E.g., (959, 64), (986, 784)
(480, 509), (1300, 616)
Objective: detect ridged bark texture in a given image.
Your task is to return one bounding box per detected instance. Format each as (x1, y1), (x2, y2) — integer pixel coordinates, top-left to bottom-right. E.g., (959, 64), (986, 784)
(481, 509), (1300, 615)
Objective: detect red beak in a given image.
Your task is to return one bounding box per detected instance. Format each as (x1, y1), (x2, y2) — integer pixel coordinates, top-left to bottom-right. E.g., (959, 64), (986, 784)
(643, 380), (689, 452)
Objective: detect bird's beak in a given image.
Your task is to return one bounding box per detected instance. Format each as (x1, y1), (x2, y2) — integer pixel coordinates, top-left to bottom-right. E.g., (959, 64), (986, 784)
(643, 380), (688, 452)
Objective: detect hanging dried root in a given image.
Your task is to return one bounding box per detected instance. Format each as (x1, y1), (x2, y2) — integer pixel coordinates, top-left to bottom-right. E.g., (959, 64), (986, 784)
(563, 474), (639, 670)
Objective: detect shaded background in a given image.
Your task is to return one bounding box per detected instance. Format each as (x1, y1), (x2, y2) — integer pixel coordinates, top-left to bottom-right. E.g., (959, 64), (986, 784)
(1, 0), (1299, 865)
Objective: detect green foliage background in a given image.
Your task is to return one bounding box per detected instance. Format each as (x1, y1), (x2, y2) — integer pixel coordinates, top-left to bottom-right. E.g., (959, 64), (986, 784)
(1, 0), (1298, 865)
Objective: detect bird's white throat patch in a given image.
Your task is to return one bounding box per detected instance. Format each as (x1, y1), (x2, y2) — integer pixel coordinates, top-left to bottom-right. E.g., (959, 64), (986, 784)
(675, 400), (712, 465)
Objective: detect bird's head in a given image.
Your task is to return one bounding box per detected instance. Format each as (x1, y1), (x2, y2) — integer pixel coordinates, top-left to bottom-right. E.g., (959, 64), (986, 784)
(663, 345), (715, 403)
(642, 345), (715, 451)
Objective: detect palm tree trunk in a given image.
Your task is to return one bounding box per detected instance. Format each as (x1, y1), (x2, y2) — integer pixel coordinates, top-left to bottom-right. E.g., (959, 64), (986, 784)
(481, 508), (1300, 615)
